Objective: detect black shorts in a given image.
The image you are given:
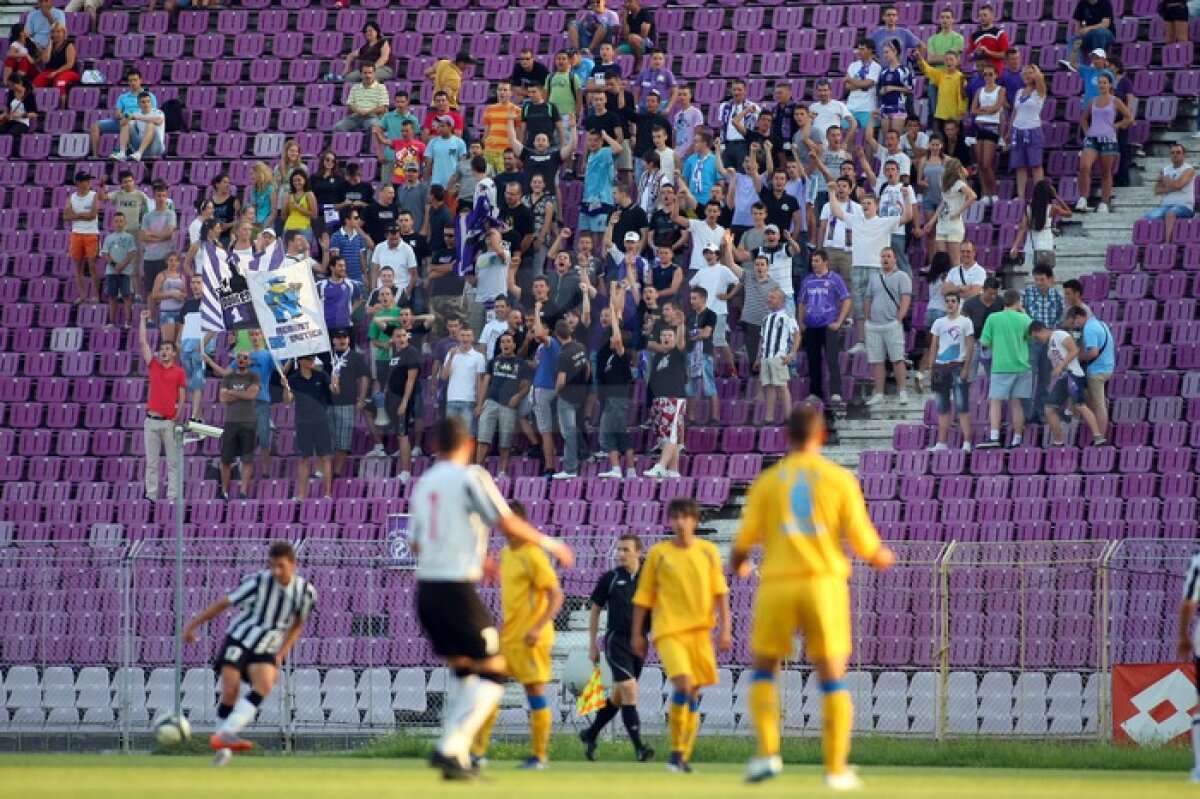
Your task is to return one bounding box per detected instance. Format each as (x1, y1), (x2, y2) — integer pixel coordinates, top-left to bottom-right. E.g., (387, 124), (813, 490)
(416, 580), (499, 661)
(385, 388), (420, 437)
(220, 421), (257, 464)
(974, 124), (1000, 143)
(213, 634), (276, 681)
(604, 632), (644, 683)
(294, 416), (334, 457)
(1161, 0), (1189, 21)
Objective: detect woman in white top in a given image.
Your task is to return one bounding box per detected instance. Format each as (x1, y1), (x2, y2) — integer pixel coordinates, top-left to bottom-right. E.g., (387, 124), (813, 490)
(1009, 65), (1047, 202)
(188, 199), (215, 247)
(969, 63), (1007, 206)
(921, 156), (975, 269)
(1010, 179), (1073, 268)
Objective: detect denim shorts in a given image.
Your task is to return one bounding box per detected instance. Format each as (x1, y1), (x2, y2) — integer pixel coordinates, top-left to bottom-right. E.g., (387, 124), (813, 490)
(687, 355), (717, 398)
(933, 365), (970, 414)
(1083, 137), (1119, 155)
(180, 340), (205, 391)
(599, 397), (632, 453)
(988, 371), (1033, 400)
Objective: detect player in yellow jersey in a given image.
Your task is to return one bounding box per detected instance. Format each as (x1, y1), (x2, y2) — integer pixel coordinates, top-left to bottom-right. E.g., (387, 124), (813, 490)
(730, 405), (894, 789)
(632, 497), (732, 774)
(470, 502), (564, 770)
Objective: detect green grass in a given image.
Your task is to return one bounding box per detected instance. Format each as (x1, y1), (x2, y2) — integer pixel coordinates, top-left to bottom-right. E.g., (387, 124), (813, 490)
(0, 754), (1196, 799)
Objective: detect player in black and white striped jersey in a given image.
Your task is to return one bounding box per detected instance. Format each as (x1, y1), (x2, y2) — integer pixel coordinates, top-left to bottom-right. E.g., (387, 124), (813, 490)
(1176, 552), (1200, 782)
(183, 541), (317, 766)
(410, 417), (574, 780)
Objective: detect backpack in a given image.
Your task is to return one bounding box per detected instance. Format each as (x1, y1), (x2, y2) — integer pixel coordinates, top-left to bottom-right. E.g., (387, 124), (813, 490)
(161, 99), (188, 133)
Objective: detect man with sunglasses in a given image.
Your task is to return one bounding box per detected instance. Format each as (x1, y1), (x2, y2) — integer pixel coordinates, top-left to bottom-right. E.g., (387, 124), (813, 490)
(218, 350), (276, 501)
(326, 207), (373, 290)
(510, 49), (550, 103)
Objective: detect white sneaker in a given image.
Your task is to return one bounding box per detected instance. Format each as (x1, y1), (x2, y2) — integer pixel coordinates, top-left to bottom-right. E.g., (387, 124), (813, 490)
(990, 195), (1000, 205)
(980, 195), (992, 206)
(846, 343), (866, 356)
(212, 748), (233, 767)
(643, 464), (667, 479)
(912, 372), (926, 393)
(830, 394), (843, 404)
(864, 393), (884, 407)
(312, 470), (323, 479)
(398, 470), (411, 483)
(962, 442), (973, 452)
(368, 444), (386, 457)
(130, 151), (142, 162)
(109, 150), (127, 161)
(626, 469), (638, 478)
(824, 768), (865, 791)
(745, 755), (783, 783)
(1074, 197), (1088, 212)
(805, 394), (821, 403)
(497, 472), (508, 480)
(1096, 202), (1109, 214)
(929, 443), (948, 452)
(598, 468), (622, 478)
(551, 471), (578, 480)
(897, 390), (909, 404)
(411, 446), (424, 457)
(663, 470), (682, 478)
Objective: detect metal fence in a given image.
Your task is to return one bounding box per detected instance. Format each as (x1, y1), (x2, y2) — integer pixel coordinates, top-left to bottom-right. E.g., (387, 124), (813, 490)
(0, 535), (1192, 749)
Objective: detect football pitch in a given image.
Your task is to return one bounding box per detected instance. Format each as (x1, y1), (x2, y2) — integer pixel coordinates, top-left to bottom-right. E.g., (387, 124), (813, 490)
(1, 755), (1194, 799)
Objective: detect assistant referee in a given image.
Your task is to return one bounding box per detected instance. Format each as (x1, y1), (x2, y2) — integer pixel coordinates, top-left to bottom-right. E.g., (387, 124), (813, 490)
(579, 533), (654, 762)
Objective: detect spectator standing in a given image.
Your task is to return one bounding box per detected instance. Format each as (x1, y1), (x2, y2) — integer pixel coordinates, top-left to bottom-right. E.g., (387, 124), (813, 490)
(914, 46), (968, 136)
(684, 284), (720, 423)
(510, 49), (550, 102)
(333, 64), (389, 134)
(1012, 180), (1073, 267)
(870, 6), (921, 60)
(672, 86), (704, 161)
(1029, 321), (1105, 447)
(922, 157), (976, 268)
(578, 129), (623, 250)
(476, 332), (534, 478)
(316, 257), (364, 333)
(867, 154), (920, 276)
(1075, 73), (1132, 214)
(962, 277), (1004, 377)
(928, 293), (975, 451)
(325, 208), (372, 288)
(546, 50), (584, 121)
(553, 320), (591, 479)
(862, 247), (912, 406)
(139, 182), (177, 300)
(968, 4), (1010, 77)
(717, 80), (759, 171)
(528, 305), (564, 477)
(1110, 57), (1136, 189)
(282, 170), (318, 247)
(1159, 0), (1190, 42)
(874, 41), (914, 138)
(688, 236), (742, 379)
(977, 290), (1032, 448)
(739, 256), (780, 383)
(1066, 306), (1115, 442)
(757, 289), (800, 423)
(1145, 143), (1195, 243)
(66, 171), (105, 305)
(100, 211), (137, 328)
(371, 224), (418, 305)
(178, 275), (206, 423)
(443, 327), (487, 432)
(597, 294), (638, 479)
(284, 355), (334, 501)
(970, 65), (1006, 204)
(644, 313), (688, 479)
(809, 79), (856, 147)
(845, 40), (882, 134)
(425, 116), (468, 190)
(324, 328), (371, 477)
(217, 350), (267, 500)
(1064, 47), (1115, 108)
(384, 326), (421, 482)
(797, 249), (853, 404)
(149, 251), (186, 346)
(482, 82), (522, 174)
(925, 10), (965, 123)
(944, 244), (988, 300)
(816, 177), (859, 289)
(138, 310), (186, 501)
(1010, 66), (1049, 201)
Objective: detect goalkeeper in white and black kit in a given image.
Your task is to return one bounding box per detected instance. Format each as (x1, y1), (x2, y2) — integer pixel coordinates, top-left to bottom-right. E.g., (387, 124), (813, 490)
(410, 417), (575, 780)
(183, 541), (317, 766)
(579, 533), (655, 762)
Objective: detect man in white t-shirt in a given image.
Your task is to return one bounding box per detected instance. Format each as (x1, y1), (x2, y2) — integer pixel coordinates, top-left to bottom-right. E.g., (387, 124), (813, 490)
(942, 244), (987, 300)
(477, 295), (512, 360)
(808, 78), (856, 147)
(1029, 320), (1104, 447)
(872, 159), (920, 275)
(844, 40), (882, 132)
(467, 228), (512, 336)
(672, 199), (727, 273)
(112, 92), (165, 162)
(827, 191), (911, 351)
(817, 176), (860, 289)
(928, 292), (975, 451)
(443, 327), (487, 434)
(371, 224), (419, 300)
(689, 239), (743, 377)
(868, 127), (912, 180)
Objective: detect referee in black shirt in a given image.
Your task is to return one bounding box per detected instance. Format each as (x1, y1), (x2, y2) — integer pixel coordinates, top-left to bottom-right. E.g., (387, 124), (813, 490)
(579, 534), (654, 762)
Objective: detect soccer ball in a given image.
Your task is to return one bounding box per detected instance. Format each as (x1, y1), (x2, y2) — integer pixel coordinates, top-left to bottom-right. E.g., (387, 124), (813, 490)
(152, 712), (192, 746)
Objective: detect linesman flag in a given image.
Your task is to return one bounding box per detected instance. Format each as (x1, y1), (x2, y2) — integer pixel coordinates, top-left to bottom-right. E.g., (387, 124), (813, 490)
(575, 667), (607, 717)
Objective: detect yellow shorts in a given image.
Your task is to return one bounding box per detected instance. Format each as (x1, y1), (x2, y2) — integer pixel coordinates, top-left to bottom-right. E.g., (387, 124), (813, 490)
(654, 629), (718, 688)
(750, 576), (851, 661)
(483, 149), (505, 174)
(502, 638), (553, 686)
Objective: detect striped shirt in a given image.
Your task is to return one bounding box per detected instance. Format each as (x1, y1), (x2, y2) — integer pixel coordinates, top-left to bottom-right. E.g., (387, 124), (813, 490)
(226, 571), (317, 654)
(1022, 285), (1065, 328)
(760, 309), (799, 360)
(1183, 553), (1200, 656)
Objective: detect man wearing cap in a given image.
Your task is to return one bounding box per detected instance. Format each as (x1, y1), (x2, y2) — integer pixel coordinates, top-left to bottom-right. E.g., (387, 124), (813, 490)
(323, 328), (371, 477)
(752, 223), (802, 319)
(333, 63), (389, 134)
(1066, 0), (1116, 65)
(371, 224), (419, 306)
(689, 234), (743, 385)
(65, 171), (107, 305)
(1064, 47), (1116, 107)
(284, 354), (334, 501)
(424, 51), (476, 111)
(422, 91), (464, 140)
(425, 116), (467, 190)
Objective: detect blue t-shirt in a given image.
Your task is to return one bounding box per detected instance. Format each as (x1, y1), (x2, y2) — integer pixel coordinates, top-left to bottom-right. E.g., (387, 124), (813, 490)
(249, 350), (274, 402)
(329, 229), (367, 283)
(532, 337), (563, 389)
(584, 148), (616, 206)
(1081, 318), (1114, 375)
(730, 174), (759, 229)
(1078, 65), (1116, 107)
(683, 152), (720, 205)
(115, 90), (158, 118)
(425, 135), (467, 189)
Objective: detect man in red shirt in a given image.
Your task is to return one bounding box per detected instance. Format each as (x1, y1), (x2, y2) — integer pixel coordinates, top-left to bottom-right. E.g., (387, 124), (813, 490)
(140, 309), (187, 501)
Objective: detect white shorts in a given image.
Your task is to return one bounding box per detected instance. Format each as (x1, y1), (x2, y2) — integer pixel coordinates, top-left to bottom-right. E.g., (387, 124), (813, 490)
(865, 319), (906, 364)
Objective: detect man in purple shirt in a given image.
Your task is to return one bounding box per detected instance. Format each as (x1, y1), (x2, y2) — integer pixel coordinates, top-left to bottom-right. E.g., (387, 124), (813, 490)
(870, 6), (922, 60)
(316, 257), (363, 331)
(796, 248), (853, 403)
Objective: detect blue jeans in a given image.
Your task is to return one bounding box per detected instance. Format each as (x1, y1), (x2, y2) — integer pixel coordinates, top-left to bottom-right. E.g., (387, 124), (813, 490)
(556, 399), (580, 473)
(890, 232), (911, 276)
(1024, 341), (1051, 422)
(1068, 29), (1116, 60)
(446, 401), (476, 435)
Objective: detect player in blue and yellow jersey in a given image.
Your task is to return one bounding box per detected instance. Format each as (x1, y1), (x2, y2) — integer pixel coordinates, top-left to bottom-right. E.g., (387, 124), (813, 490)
(470, 501), (564, 770)
(632, 497), (732, 774)
(730, 405), (894, 789)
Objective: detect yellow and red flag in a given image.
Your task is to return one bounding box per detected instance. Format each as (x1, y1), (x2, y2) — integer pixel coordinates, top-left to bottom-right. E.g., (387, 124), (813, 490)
(575, 667), (607, 716)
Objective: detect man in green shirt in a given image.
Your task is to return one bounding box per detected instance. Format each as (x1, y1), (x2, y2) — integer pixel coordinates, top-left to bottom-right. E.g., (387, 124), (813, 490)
(925, 9), (965, 126)
(977, 290), (1032, 449)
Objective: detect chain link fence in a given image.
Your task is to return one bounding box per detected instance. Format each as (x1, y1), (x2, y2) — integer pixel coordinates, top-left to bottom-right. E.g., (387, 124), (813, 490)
(0, 534), (1191, 749)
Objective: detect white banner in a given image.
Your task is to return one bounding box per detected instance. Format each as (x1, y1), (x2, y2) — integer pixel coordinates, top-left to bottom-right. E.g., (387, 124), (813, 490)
(245, 262), (330, 361)
(198, 242), (284, 332)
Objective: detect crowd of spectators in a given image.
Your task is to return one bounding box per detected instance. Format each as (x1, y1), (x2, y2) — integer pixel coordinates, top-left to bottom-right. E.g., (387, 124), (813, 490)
(6, 0), (1183, 502)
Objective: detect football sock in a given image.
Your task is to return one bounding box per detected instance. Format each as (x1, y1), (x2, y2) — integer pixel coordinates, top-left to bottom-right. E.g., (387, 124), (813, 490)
(667, 691), (689, 755)
(442, 675), (505, 766)
(620, 705), (645, 750)
(821, 681), (852, 776)
(682, 699), (701, 761)
(528, 695), (552, 762)
(219, 696), (259, 735)
(437, 674), (480, 762)
(1192, 714), (1200, 773)
(588, 699), (620, 738)
(470, 705), (499, 759)
(748, 670), (780, 758)
(216, 703), (233, 720)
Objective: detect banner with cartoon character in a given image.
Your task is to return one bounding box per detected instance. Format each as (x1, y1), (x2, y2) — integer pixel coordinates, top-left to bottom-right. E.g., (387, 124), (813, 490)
(198, 241), (285, 332)
(245, 261), (330, 360)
